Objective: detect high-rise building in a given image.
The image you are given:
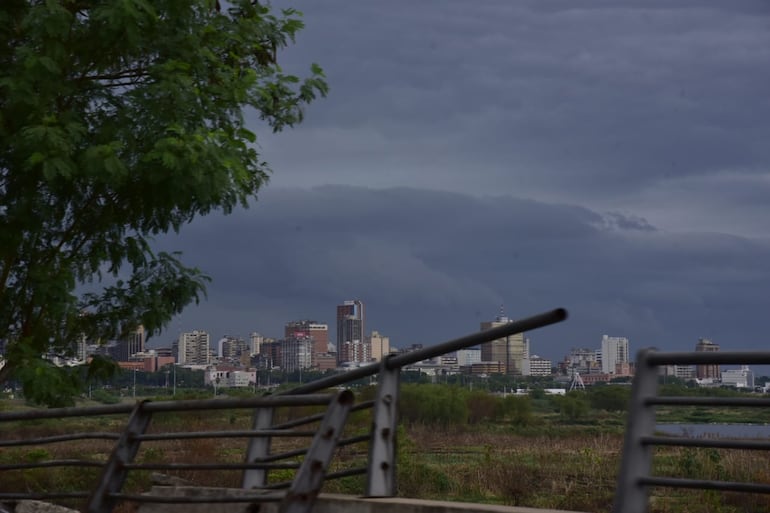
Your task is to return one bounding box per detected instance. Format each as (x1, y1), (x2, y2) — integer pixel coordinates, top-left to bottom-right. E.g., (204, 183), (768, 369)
(114, 325), (145, 362)
(659, 364), (696, 380)
(566, 347), (601, 375)
(259, 340), (282, 369)
(336, 300), (364, 365)
(220, 336), (248, 361)
(285, 320), (330, 365)
(178, 330), (211, 365)
(601, 335), (629, 374)
(338, 340), (370, 365)
(479, 309), (526, 375)
(282, 334), (313, 372)
(367, 331), (390, 362)
(525, 355), (552, 376)
(695, 338), (720, 379)
(249, 332), (264, 356)
(456, 348), (481, 367)
(75, 334), (88, 363)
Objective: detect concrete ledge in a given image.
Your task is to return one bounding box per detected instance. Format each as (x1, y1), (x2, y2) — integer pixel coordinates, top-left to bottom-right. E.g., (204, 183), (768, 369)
(138, 488), (585, 513)
(139, 486), (275, 513)
(296, 494), (587, 513)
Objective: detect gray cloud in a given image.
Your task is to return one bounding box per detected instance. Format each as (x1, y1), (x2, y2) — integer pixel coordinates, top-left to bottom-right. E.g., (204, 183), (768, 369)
(255, 0), (770, 238)
(147, 1), (770, 369)
(157, 186), (770, 364)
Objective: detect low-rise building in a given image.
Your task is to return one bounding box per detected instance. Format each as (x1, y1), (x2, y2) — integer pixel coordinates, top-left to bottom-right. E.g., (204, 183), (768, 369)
(721, 366), (754, 389)
(463, 361), (504, 375)
(205, 367), (257, 388)
(525, 355), (552, 376)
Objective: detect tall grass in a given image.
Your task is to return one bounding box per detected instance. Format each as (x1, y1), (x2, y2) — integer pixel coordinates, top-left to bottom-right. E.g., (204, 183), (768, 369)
(2, 390), (770, 513)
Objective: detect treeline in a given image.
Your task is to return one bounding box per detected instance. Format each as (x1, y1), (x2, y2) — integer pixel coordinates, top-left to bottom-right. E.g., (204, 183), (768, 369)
(390, 384), (634, 427)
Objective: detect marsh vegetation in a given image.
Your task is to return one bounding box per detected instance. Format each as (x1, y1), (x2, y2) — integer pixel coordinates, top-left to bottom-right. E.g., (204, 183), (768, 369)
(1, 384), (770, 513)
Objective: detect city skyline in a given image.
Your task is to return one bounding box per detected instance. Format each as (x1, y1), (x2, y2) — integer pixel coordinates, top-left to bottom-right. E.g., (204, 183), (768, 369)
(156, 1), (770, 365)
(150, 302), (737, 370)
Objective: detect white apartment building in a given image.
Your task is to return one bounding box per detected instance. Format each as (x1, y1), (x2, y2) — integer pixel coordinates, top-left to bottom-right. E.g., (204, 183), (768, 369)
(524, 355), (552, 376)
(601, 335), (629, 375)
(205, 368), (257, 388)
(456, 349), (482, 366)
(283, 335), (313, 372)
(721, 366), (754, 389)
(178, 330), (211, 365)
(660, 364), (695, 380)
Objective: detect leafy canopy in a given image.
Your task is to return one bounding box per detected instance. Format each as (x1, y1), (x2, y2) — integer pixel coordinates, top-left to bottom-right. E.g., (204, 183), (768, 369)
(0, 0), (328, 405)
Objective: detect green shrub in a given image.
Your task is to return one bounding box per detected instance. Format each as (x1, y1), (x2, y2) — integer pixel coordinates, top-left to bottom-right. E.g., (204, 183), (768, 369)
(91, 389), (120, 404)
(399, 384), (468, 427)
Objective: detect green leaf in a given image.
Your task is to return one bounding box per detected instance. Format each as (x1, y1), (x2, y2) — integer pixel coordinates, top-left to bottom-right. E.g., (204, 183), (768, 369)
(0, 0), (326, 406)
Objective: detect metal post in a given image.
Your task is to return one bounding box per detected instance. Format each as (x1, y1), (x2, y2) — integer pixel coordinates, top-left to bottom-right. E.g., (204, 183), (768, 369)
(281, 390), (355, 513)
(366, 355), (400, 497)
(86, 401), (153, 513)
(612, 349), (659, 513)
(242, 403), (275, 489)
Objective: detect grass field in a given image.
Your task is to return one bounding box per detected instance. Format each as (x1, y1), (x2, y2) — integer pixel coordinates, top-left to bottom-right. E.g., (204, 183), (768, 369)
(2, 386), (770, 513)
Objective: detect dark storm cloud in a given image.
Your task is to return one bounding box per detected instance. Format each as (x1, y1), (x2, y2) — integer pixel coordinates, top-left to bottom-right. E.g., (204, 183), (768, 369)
(158, 186), (770, 362)
(256, 0), (770, 236)
(148, 0), (770, 365)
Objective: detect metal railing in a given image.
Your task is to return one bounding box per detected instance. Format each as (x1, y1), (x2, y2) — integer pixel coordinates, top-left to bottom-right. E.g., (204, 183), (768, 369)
(0, 392), (355, 513)
(613, 348), (770, 513)
(281, 307), (567, 497)
(0, 308), (567, 512)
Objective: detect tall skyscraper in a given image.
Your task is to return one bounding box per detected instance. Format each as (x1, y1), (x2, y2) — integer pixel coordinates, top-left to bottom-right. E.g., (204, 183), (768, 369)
(177, 330), (211, 365)
(695, 338), (720, 379)
(601, 335), (630, 374)
(336, 300), (364, 365)
(479, 308), (526, 375)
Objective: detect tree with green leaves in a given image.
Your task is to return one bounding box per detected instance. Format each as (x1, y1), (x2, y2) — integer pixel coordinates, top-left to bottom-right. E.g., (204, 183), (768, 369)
(0, 0), (327, 406)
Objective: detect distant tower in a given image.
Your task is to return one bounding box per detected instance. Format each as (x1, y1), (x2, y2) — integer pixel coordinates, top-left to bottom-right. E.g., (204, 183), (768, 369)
(480, 306), (525, 375)
(695, 338), (720, 379)
(336, 300), (365, 365)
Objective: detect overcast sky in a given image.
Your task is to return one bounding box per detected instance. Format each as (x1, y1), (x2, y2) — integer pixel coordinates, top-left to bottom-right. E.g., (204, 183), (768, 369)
(159, 0), (770, 364)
